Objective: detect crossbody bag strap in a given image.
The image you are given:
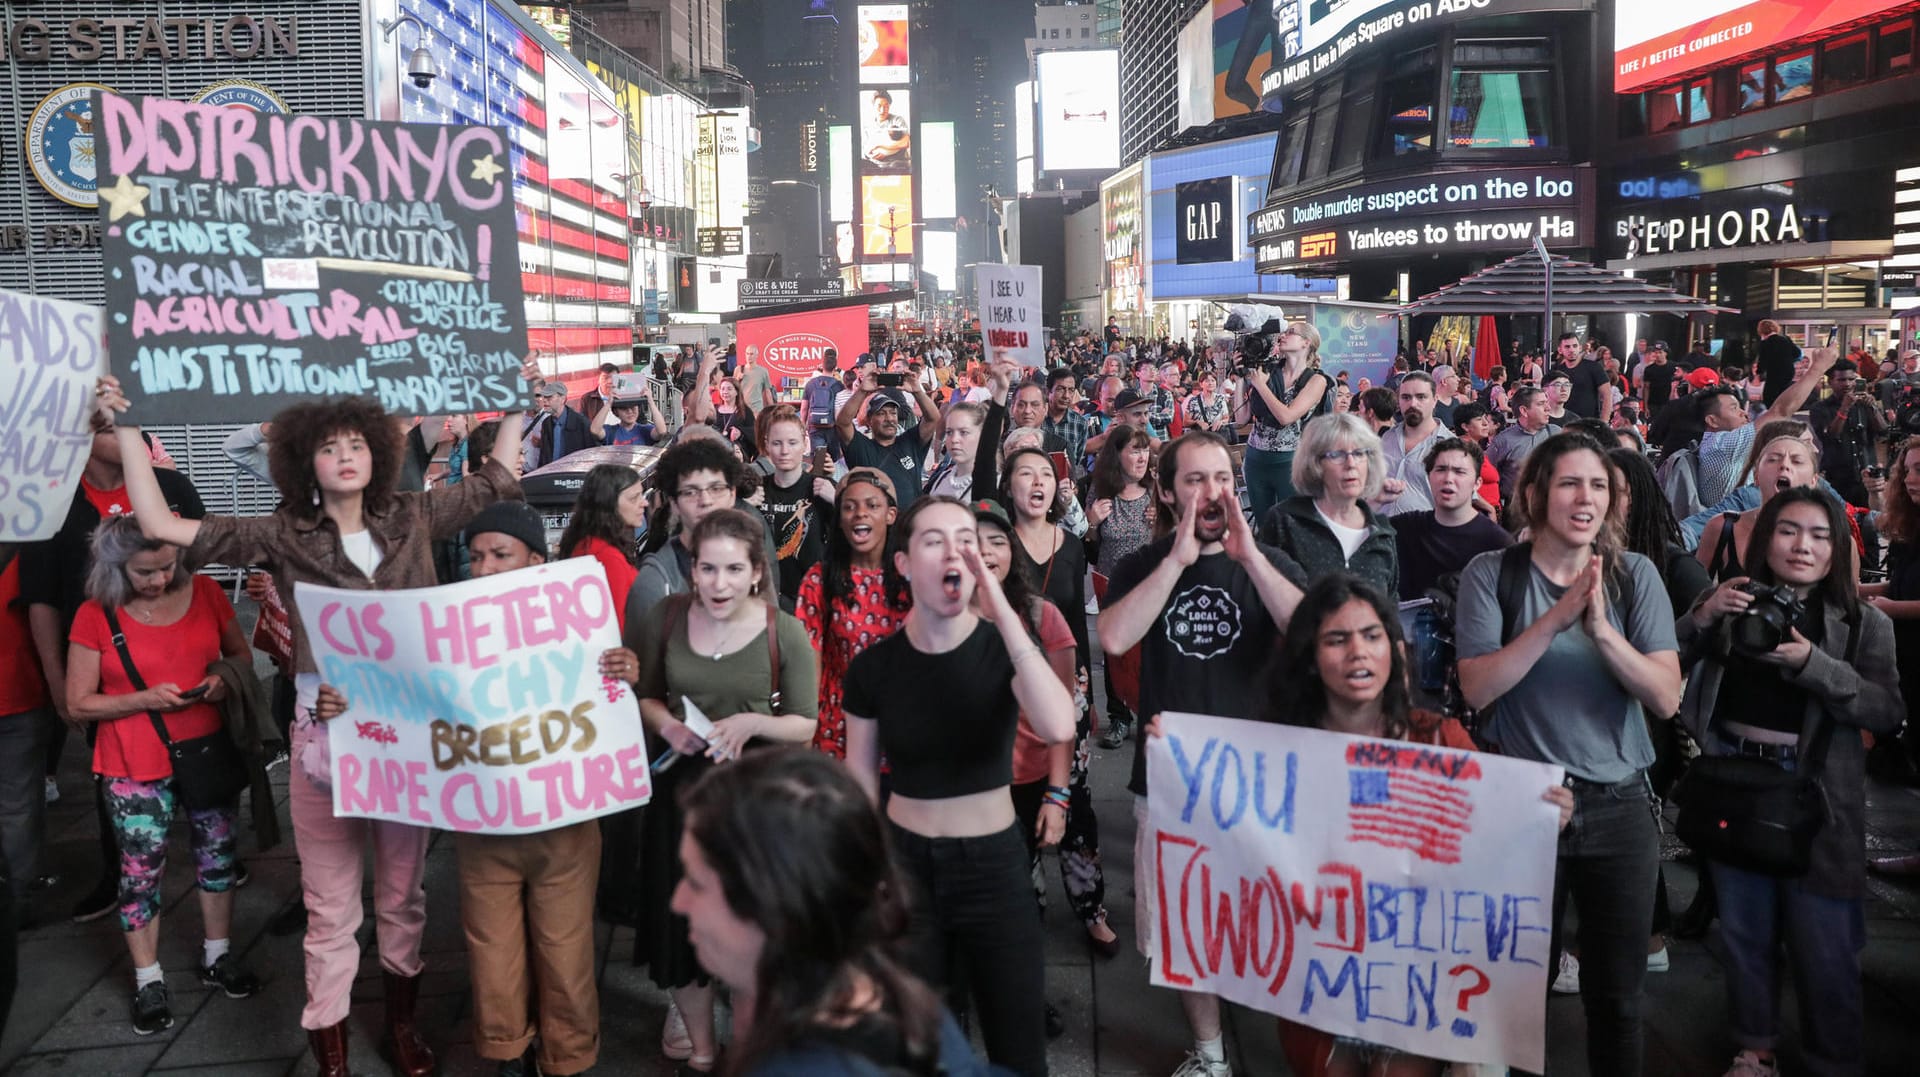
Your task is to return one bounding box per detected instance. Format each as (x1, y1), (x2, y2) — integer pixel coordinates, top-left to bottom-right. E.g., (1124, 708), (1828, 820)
(765, 602), (783, 715)
(103, 606), (175, 750)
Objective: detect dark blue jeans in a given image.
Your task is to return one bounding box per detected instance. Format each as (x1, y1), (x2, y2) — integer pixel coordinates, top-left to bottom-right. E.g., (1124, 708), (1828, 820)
(1549, 773), (1660, 1077)
(1708, 744), (1865, 1076)
(1243, 446), (1295, 524)
(890, 822), (1048, 1077)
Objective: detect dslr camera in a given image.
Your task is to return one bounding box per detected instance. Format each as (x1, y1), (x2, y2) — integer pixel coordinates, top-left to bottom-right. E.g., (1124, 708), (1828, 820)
(1729, 581), (1806, 658)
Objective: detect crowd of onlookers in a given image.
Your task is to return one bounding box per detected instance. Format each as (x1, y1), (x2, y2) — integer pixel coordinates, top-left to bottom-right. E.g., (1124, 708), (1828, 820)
(2, 314), (1917, 1077)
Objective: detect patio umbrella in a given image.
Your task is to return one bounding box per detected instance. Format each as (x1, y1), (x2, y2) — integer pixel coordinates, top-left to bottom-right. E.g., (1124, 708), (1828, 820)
(1473, 314), (1502, 381)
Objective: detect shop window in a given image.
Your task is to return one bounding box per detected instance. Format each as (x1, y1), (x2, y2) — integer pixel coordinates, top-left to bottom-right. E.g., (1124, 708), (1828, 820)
(1452, 38), (1551, 65)
(1302, 87), (1341, 179)
(1877, 20), (1914, 74)
(1376, 47), (1435, 157)
(1274, 113), (1309, 189)
(1332, 90), (1373, 171)
(1821, 32), (1870, 91)
(1736, 60), (1769, 111)
(1775, 50), (1814, 102)
(1447, 69), (1553, 147)
(1685, 80), (1712, 123)
(1617, 94), (1648, 138)
(1647, 87), (1685, 132)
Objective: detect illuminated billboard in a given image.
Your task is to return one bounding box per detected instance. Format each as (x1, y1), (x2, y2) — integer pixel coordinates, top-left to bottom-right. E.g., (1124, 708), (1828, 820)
(859, 88), (912, 172)
(1256, 1), (1580, 99)
(1615, 0), (1906, 92)
(1015, 80), (1035, 195)
(923, 229), (958, 292)
(829, 124), (853, 221)
(1101, 164), (1145, 326)
(1038, 49), (1120, 172)
(857, 4), (911, 84)
(921, 121), (957, 218)
(861, 175), (915, 256)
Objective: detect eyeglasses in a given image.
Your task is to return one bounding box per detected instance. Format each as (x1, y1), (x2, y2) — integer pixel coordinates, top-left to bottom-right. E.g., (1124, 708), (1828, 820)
(1318, 449), (1369, 464)
(676, 481), (733, 502)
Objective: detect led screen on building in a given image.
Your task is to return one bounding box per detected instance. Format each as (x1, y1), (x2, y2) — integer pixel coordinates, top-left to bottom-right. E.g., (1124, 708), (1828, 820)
(861, 175), (915, 256)
(1614, 0), (1907, 91)
(858, 89), (913, 172)
(923, 229), (958, 292)
(829, 124), (854, 221)
(1038, 49), (1120, 172)
(1255, 0), (1580, 99)
(1015, 80), (1036, 194)
(1101, 164), (1144, 326)
(921, 121), (957, 218)
(857, 4), (911, 84)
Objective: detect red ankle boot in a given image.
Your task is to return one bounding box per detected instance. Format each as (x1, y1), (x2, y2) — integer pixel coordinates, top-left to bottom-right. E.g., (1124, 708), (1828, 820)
(382, 971), (438, 1077)
(307, 1020), (350, 1077)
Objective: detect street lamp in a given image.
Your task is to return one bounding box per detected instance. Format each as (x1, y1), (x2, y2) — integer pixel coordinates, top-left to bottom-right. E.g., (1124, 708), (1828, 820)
(771, 179), (826, 273)
(615, 172), (658, 337)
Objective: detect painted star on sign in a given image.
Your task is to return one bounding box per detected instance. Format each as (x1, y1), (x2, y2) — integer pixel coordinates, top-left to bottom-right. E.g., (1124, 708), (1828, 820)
(98, 173), (151, 222)
(468, 152), (505, 185)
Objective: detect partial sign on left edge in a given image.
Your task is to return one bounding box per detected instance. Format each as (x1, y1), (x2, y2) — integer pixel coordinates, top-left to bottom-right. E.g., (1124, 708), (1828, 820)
(0, 290), (105, 542)
(94, 91), (532, 425)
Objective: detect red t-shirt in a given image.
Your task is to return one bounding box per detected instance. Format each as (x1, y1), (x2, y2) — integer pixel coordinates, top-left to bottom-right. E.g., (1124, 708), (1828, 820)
(574, 537), (638, 635)
(0, 560), (50, 715)
(80, 477), (134, 520)
(1011, 600), (1078, 786)
(69, 575), (235, 780)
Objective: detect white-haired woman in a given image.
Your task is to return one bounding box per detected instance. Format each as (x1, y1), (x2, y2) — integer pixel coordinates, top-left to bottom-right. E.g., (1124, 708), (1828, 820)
(1257, 412), (1400, 598)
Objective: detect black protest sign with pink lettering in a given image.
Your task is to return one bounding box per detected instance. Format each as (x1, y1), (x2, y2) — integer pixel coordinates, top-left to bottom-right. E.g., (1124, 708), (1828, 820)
(94, 91), (532, 424)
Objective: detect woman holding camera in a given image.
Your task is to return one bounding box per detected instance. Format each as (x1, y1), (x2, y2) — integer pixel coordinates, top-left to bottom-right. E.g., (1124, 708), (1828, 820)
(1455, 432), (1682, 1077)
(1236, 322), (1333, 524)
(1677, 487), (1901, 1077)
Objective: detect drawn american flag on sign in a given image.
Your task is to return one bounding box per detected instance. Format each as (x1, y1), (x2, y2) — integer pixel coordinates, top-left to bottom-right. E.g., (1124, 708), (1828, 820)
(1344, 743), (1482, 864)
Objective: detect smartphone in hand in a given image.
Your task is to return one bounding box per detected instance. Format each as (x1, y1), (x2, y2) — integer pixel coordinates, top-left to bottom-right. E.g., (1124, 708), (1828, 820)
(178, 684), (211, 701)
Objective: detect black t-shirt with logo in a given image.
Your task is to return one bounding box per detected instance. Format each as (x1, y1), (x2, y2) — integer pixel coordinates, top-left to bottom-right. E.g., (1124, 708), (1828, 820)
(762, 473), (831, 603)
(1106, 535), (1307, 796)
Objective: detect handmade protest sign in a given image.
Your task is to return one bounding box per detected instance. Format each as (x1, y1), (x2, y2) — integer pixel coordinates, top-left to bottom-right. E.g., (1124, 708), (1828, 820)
(296, 559), (650, 835)
(1145, 713), (1562, 1072)
(95, 91), (532, 424)
(0, 289), (104, 542)
(976, 263), (1044, 368)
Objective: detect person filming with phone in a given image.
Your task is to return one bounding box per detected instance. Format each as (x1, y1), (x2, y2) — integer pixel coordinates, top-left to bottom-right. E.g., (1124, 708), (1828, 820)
(62, 516), (260, 1034)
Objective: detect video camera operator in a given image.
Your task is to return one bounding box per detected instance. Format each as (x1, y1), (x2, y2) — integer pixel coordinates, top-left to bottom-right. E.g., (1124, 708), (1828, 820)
(1810, 360), (1886, 507)
(1233, 320), (1333, 523)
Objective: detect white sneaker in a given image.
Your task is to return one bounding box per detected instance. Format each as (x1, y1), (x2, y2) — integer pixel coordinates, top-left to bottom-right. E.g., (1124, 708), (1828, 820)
(1550, 951), (1580, 995)
(43, 777), (58, 804)
(1170, 1051), (1231, 1077)
(1722, 1050), (1777, 1077)
(661, 999), (692, 1060)
(1647, 945), (1670, 972)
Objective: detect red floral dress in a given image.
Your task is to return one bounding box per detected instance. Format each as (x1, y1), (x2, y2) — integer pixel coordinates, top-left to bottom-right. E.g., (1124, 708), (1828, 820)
(796, 563), (907, 759)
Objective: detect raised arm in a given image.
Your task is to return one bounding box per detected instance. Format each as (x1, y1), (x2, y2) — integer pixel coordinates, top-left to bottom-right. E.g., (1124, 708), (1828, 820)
(1764, 346), (1836, 424)
(836, 369), (876, 445)
(965, 546), (1074, 744)
(103, 412), (202, 551)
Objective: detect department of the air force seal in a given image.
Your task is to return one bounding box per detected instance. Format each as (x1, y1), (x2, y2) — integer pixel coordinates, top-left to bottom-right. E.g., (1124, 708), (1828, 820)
(26, 83), (112, 207)
(191, 80), (290, 114)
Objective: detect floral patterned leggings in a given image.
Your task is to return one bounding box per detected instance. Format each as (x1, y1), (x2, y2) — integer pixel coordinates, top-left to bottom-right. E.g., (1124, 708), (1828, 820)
(102, 776), (237, 932)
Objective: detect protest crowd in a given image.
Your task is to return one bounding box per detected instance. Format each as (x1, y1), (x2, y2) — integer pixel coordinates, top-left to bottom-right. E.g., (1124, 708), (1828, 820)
(9, 319), (1920, 1077)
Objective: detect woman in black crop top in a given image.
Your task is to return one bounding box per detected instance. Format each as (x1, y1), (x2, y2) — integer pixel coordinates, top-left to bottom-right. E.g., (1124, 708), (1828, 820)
(843, 497), (1076, 1077)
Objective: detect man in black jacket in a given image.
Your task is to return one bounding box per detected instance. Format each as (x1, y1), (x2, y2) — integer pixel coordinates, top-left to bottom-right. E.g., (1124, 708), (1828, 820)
(1755, 318), (1801, 406)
